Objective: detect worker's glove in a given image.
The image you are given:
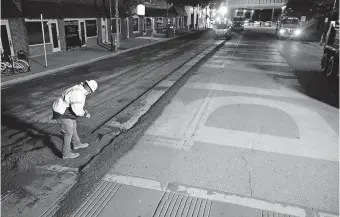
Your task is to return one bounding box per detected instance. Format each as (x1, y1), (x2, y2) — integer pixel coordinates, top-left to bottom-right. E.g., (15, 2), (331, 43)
(84, 110), (91, 118)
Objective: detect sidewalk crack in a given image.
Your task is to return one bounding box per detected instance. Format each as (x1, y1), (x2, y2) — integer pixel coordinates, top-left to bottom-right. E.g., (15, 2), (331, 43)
(240, 151), (253, 197)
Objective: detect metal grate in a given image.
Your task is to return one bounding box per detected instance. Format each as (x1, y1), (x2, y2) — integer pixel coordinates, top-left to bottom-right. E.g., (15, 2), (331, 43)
(71, 181), (122, 217)
(153, 191), (212, 217)
(262, 209), (299, 217)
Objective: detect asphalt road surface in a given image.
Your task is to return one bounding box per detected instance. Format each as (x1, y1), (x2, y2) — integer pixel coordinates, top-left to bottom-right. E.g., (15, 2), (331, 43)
(1, 31), (214, 189)
(108, 28), (339, 214)
(2, 27), (339, 216)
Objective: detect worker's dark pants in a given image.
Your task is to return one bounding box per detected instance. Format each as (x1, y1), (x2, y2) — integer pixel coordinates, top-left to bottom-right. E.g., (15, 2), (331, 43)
(56, 119), (81, 156)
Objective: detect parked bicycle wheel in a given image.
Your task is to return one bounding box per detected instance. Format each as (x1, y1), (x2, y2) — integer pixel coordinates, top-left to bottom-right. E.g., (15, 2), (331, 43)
(1, 63), (12, 75)
(16, 59), (29, 72)
(12, 61), (26, 73)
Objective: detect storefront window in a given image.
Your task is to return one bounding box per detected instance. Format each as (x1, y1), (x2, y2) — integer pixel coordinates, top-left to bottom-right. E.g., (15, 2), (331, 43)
(85, 20), (97, 37)
(64, 20), (79, 39)
(112, 19), (121, 33)
(26, 21), (50, 45)
(156, 18), (163, 29)
(145, 18), (152, 30)
(132, 18), (139, 32)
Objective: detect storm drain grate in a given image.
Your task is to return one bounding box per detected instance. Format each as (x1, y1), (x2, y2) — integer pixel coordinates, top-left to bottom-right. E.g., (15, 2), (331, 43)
(71, 181), (122, 217)
(153, 191), (212, 217)
(261, 210), (299, 217)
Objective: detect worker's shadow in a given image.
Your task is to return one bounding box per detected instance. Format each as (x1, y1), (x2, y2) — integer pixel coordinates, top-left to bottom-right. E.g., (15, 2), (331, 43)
(2, 105), (63, 161)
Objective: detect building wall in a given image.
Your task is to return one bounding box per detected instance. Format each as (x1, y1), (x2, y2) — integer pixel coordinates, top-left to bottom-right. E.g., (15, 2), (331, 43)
(58, 19), (66, 51)
(8, 18), (29, 56)
(97, 18), (105, 43)
(87, 37), (97, 46)
(121, 18), (128, 39)
(29, 44), (53, 57)
(128, 17), (134, 38)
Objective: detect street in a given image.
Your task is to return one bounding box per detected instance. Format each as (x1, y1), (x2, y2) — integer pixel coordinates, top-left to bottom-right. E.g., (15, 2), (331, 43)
(105, 28), (339, 214)
(1, 31), (215, 187)
(1, 28), (339, 217)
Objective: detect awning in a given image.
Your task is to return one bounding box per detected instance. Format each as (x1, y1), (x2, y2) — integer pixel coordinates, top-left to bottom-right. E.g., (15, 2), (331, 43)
(173, 5), (187, 17)
(145, 7), (167, 17)
(62, 2), (106, 18)
(1, 0), (23, 18)
(22, 0), (63, 19)
(102, 6), (130, 18)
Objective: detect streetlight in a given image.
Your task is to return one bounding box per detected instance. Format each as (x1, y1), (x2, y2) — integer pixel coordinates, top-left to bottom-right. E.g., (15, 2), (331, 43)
(219, 5), (228, 15)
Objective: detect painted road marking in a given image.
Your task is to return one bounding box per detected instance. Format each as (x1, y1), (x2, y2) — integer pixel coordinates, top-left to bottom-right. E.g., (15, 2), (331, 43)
(201, 63), (224, 68)
(178, 34), (244, 149)
(185, 82), (309, 99)
(191, 96), (339, 161)
(210, 59), (290, 66)
(144, 89), (338, 161)
(103, 173), (308, 217)
(211, 56), (288, 63)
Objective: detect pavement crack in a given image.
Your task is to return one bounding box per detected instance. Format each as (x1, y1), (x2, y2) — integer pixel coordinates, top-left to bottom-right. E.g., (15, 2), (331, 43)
(240, 151), (253, 197)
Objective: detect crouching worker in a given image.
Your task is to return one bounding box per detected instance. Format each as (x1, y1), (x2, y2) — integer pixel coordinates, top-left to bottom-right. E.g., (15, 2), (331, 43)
(52, 80), (98, 159)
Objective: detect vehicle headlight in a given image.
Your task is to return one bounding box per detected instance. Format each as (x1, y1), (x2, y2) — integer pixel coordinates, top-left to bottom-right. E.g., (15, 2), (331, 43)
(279, 29), (285, 34)
(294, 29), (302, 35)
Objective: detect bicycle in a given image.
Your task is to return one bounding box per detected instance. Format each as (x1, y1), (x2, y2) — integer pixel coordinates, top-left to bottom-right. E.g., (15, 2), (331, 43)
(1, 54), (30, 75)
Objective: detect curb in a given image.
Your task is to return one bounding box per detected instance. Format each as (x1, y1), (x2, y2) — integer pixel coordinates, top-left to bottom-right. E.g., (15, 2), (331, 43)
(1, 31), (202, 89)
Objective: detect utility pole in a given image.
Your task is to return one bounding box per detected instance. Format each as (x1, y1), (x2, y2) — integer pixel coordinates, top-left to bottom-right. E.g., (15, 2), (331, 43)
(109, 0), (113, 51)
(115, 0), (119, 51)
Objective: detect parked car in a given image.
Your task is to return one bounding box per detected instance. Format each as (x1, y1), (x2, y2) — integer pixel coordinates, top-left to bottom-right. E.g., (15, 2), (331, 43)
(254, 21), (261, 27)
(212, 23), (232, 40)
(321, 21), (339, 80)
(244, 20), (249, 26)
(265, 21), (272, 27)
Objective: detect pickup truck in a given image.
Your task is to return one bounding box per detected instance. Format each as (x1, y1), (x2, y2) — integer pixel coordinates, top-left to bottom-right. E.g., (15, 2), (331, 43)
(213, 24), (232, 40)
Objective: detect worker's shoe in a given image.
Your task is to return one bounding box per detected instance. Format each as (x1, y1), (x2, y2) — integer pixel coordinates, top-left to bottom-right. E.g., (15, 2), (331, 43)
(73, 143), (89, 150)
(63, 152), (80, 159)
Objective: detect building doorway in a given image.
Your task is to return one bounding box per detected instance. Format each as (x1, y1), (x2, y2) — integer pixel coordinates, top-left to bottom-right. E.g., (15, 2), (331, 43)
(49, 20), (61, 52)
(79, 21), (86, 44)
(0, 20), (14, 56)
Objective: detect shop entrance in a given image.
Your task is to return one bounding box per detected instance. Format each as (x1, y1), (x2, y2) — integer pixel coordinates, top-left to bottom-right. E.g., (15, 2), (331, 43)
(0, 20), (14, 56)
(49, 20), (61, 52)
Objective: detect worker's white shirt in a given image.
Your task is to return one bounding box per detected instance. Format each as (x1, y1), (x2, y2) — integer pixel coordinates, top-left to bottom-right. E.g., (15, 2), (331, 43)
(53, 84), (87, 117)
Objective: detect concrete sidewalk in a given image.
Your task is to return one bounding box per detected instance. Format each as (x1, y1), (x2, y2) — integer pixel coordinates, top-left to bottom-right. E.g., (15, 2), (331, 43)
(1, 31), (196, 88)
(66, 173), (325, 217)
